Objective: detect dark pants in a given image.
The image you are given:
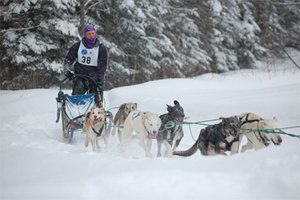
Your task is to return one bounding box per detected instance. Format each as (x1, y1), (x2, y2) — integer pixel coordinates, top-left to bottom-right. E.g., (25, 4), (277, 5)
(72, 77), (103, 107)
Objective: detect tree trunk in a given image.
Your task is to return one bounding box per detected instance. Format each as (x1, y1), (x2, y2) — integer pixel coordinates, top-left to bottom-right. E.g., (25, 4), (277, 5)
(79, 0), (86, 36)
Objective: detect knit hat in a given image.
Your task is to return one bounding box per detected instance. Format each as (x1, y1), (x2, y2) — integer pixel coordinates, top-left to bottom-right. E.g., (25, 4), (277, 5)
(83, 24), (97, 48)
(83, 24), (96, 37)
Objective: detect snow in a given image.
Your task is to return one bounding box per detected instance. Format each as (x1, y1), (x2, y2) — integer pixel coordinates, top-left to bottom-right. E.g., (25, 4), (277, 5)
(1, 54), (300, 199)
(15, 55), (27, 64)
(53, 19), (78, 37)
(18, 33), (56, 54)
(211, 0), (223, 16)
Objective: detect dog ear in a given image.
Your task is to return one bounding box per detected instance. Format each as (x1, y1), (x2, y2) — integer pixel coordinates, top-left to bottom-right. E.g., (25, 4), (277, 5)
(119, 103), (126, 109)
(86, 112), (91, 119)
(174, 100), (180, 106)
(259, 121), (268, 128)
(134, 103), (138, 109)
(219, 117), (226, 123)
(99, 107), (105, 113)
(167, 104), (172, 112)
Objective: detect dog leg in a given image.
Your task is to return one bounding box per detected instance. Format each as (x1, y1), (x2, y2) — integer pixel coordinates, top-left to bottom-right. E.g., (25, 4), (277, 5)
(232, 134), (244, 154)
(96, 135), (101, 152)
(145, 138), (153, 158)
(117, 128), (123, 144)
(163, 140), (172, 157)
(138, 138), (153, 158)
(172, 137), (182, 152)
(84, 133), (89, 148)
(102, 132), (108, 149)
(244, 132), (265, 151)
(241, 142), (253, 152)
(157, 140), (162, 157)
(206, 143), (217, 156)
(112, 126), (116, 136)
(230, 141), (239, 155)
(91, 138), (95, 152)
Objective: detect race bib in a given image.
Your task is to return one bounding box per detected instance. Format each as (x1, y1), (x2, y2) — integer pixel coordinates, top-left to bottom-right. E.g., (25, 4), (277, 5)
(77, 41), (99, 66)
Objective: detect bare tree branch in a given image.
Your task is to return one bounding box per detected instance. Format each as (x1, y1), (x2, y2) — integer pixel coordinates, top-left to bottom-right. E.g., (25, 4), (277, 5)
(86, 0), (104, 11)
(272, 1), (300, 5)
(0, 25), (40, 33)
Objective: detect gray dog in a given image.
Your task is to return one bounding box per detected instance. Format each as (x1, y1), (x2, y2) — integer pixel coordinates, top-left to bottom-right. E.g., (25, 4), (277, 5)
(157, 100), (185, 157)
(173, 116), (241, 156)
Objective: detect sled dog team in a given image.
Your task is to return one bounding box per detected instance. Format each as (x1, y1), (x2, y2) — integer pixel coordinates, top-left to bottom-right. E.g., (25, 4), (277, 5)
(83, 100), (283, 157)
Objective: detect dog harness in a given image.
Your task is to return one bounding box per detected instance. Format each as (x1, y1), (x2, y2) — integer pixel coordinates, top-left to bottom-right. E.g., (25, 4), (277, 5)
(132, 111), (143, 120)
(254, 127), (270, 146)
(240, 113), (270, 146)
(240, 113), (263, 126)
(92, 124), (105, 137)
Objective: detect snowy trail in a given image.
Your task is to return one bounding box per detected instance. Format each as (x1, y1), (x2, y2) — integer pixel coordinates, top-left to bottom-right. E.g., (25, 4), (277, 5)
(1, 65), (300, 200)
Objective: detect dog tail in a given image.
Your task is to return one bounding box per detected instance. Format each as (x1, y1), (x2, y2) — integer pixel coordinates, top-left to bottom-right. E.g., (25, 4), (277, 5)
(173, 140), (198, 157)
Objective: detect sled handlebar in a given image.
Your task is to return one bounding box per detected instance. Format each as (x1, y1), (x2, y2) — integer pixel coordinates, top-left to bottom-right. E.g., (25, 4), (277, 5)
(59, 74), (100, 91)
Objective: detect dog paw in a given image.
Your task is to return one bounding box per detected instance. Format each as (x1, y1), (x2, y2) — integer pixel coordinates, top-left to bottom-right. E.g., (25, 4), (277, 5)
(164, 152), (172, 158)
(84, 141), (88, 148)
(146, 153), (154, 158)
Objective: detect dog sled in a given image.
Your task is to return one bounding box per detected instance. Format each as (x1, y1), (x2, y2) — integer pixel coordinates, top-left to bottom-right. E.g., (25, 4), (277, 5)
(55, 74), (112, 143)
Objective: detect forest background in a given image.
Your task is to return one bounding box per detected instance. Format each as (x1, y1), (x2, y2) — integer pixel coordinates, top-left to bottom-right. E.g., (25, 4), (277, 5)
(1, 0), (299, 90)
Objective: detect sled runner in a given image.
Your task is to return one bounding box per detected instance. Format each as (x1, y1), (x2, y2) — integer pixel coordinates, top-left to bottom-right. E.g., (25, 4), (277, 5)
(55, 74), (112, 143)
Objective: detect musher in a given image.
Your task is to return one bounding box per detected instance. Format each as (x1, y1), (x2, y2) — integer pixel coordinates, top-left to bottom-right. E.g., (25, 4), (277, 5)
(63, 23), (108, 107)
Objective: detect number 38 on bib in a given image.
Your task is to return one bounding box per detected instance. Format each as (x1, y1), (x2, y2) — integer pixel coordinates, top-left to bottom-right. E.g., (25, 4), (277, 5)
(77, 41), (99, 66)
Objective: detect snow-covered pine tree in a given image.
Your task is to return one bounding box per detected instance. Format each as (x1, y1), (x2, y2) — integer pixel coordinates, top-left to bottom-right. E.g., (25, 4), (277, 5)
(252, 0), (300, 54)
(208, 0), (266, 72)
(0, 0), (299, 89)
(0, 0), (79, 89)
(88, 0), (212, 88)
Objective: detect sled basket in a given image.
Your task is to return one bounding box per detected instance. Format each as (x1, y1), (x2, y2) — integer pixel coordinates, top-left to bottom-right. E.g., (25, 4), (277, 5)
(64, 93), (95, 120)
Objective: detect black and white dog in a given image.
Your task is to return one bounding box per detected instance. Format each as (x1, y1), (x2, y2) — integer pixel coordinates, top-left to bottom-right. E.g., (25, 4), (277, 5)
(157, 100), (185, 157)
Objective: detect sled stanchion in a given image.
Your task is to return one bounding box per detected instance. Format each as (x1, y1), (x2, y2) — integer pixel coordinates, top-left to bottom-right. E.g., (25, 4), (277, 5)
(56, 107), (61, 123)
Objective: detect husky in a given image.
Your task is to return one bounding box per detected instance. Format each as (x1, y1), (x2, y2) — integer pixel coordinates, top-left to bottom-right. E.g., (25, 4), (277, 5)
(232, 112), (283, 153)
(173, 116), (241, 156)
(122, 111), (161, 158)
(157, 100), (185, 157)
(83, 107), (107, 152)
(112, 103), (137, 143)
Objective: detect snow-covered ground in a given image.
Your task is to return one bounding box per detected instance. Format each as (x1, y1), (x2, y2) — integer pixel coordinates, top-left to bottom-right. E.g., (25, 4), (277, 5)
(1, 52), (300, 200)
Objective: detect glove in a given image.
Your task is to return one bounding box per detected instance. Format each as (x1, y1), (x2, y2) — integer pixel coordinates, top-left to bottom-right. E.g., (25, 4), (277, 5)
(65, 71), (74, 80)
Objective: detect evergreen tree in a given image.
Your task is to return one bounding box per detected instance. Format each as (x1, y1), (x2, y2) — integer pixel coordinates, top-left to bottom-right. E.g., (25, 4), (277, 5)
(0, 0), (79, 89)
(0, 0), (299, 89)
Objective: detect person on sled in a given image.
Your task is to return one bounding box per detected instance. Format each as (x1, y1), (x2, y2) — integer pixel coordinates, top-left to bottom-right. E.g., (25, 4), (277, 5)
(63, 23), (108, 107)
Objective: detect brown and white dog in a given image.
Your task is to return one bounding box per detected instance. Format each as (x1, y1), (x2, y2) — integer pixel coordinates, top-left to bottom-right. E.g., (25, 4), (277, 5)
(112, 103), (137, 144)
(83, 107), (107, 152)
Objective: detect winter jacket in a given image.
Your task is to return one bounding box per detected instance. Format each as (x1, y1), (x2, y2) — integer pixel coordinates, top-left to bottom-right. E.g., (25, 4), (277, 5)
(63, 38), (108, 82)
